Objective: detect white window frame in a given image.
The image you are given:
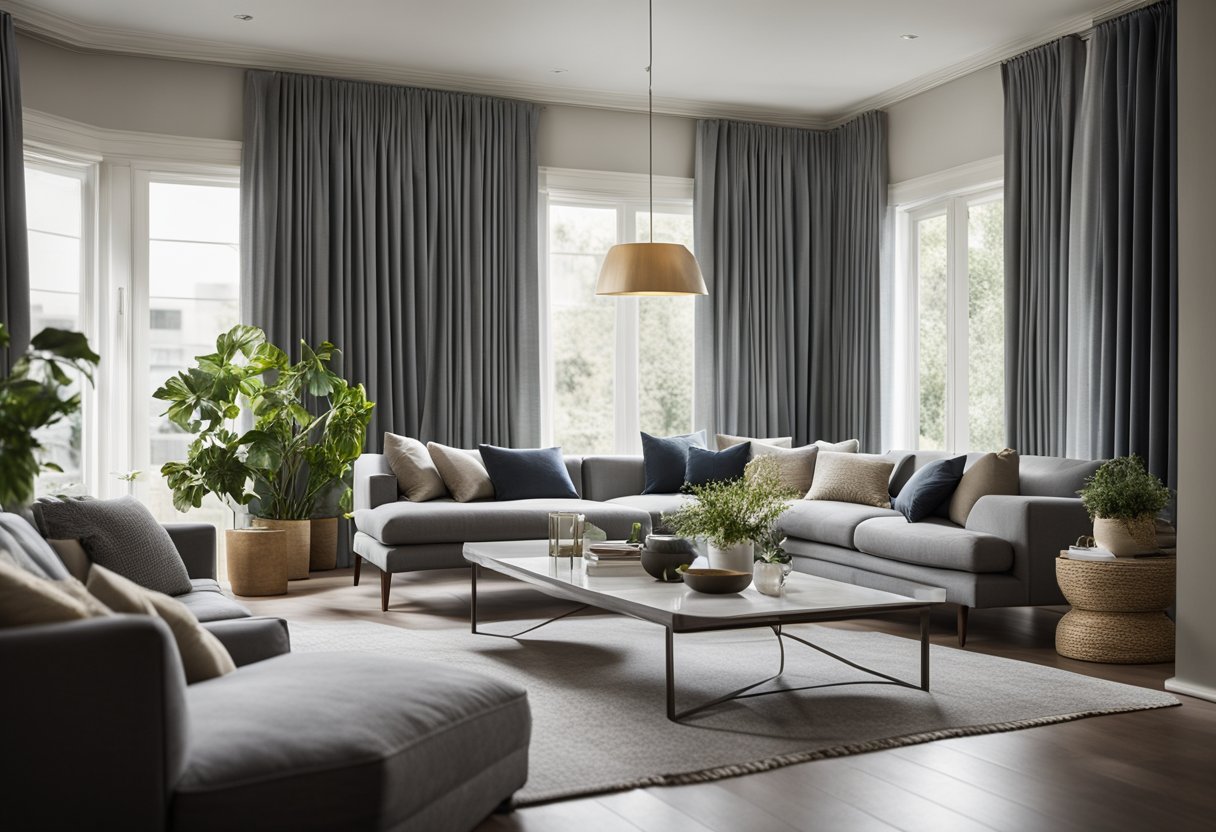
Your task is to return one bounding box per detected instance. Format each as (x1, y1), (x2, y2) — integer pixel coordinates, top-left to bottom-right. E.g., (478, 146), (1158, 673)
(539, 167), (695, 454)
(890, 157), (1002, 453)
(22, 108), (241, 498)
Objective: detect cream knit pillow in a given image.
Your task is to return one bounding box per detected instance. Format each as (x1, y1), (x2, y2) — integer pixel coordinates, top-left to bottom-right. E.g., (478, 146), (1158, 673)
(427, 442), (495, 502)
(383, 432), (448, 501)
(805, 451), (894, 508)
(0, 556), (110, 627)
(746, 444), (819, 495)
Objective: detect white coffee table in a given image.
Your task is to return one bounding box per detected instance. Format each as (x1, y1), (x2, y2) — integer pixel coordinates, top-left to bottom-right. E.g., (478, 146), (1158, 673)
(464, 540), (945, 721)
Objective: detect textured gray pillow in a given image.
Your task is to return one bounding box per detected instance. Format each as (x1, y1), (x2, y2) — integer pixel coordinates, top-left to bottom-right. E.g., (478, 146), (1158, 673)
(36, 496), (193, 596)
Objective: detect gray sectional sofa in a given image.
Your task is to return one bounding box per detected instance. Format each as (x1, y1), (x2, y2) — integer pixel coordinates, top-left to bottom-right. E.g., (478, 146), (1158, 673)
(353, 449), (1098, 642)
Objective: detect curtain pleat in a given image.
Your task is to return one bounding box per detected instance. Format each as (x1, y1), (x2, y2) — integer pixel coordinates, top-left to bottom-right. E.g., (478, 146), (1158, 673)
(694, 113), (887, 450)
(241, 71), (540, 451)
(1066, 1), (1177, 487)
(0, 12), (28, 373)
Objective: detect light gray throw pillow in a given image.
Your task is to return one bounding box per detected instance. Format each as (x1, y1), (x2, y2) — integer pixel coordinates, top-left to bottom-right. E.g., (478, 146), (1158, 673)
(35, 496), (193, 596)
(427, 443), (495, 502)
(715, 433), (793, 452)
(814, 438), (861, 453)
(383, 432), (448, 501)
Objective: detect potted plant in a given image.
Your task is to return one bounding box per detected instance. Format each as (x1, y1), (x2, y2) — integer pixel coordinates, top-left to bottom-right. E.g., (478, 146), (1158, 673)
(0, 324), (99, 512)
(752, 529), (793, 596)
(1078, 455), (1171, 557)
(661, 458), (794, 573)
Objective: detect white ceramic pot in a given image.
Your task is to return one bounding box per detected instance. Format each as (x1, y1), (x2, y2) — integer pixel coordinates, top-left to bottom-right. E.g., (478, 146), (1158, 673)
(753, 561), (786, 596)
(707, 540), (754, 573)
(1093, 515), (1158, 557)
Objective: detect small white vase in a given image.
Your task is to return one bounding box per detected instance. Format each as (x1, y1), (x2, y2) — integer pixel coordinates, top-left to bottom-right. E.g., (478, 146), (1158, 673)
(753, 561), (786, 596)
(708, 541), (754, 573)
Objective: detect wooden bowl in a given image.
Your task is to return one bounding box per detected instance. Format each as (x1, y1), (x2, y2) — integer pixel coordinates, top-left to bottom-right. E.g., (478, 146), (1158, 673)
(682, 568), (752, 595)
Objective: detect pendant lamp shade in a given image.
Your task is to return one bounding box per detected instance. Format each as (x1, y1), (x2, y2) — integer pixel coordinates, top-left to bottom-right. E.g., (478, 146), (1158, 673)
(595, 242), (707, 296)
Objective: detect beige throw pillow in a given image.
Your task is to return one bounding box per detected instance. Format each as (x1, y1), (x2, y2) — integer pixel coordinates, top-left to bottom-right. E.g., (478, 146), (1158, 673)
(86, 564), (235, 684)
(47, 538), (91, 582)
(746, 444), (819, 495)
(814, 438), (861, 453)
(948, 448), (1020, 527)
(427, 442), (495, 502)
(715, 433), (793, 452)
(383, 432), (448, 501)
(0, 556), (110, 627)
(805, 451), (894, 508)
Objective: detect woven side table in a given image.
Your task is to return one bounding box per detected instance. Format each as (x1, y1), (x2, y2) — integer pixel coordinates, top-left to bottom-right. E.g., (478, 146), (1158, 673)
(1055, 554), (1175, 663)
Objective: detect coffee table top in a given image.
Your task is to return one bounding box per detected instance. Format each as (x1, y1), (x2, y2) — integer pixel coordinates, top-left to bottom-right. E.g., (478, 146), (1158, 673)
(464, 540), (943, 632)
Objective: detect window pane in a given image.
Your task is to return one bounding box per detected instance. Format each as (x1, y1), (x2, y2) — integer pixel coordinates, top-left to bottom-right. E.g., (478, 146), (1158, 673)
(549, 204), (617, 454)
(145, 182), (240, 555)
(636, 211), (695, 438)
(967, 199), (1005, 451)
(25, 166), (84, 496)
(916, 214), (948, 450)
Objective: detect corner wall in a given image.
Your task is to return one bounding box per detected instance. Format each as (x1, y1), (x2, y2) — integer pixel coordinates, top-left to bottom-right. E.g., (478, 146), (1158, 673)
(1167, 0), (1216, 703)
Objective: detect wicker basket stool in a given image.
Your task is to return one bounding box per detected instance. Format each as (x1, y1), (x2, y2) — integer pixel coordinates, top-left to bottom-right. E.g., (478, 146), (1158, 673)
(1055, 554), (1176, 663)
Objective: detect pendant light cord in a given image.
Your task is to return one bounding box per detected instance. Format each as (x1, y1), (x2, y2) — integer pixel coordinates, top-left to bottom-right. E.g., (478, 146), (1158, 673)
(648, 0), (654, 243)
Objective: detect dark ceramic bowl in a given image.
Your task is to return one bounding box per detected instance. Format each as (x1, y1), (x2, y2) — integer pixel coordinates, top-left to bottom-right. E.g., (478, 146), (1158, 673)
(640, 548), (694, 582)
(644, 534), (698, 555)
(681, 568), (753, 595)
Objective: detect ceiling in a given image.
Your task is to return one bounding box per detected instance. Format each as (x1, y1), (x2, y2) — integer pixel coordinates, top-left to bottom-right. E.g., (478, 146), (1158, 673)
(5, 0), (1141, 126)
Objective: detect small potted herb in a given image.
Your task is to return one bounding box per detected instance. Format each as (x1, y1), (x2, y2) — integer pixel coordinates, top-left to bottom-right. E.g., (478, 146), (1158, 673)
(753, 529), (793, 596)
(1078, 455), (1170, 556)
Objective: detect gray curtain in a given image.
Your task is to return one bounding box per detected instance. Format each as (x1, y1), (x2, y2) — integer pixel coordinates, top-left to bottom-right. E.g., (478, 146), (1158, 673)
(1066, 1), (1177, 487)
(1003, 36), (1086, 456)
(241, 70), (541, 452)
(694, 112), (887, 450)
(0, 11), (28, 373)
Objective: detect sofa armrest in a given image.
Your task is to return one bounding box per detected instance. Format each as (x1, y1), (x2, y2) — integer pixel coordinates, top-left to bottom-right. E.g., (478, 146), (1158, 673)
(203, 617), (291, 667)
(966, 495), (1092, 605)
(164, 522), (217, 579)
(355, 453), (398, 511)
(0, 616), (188, 831)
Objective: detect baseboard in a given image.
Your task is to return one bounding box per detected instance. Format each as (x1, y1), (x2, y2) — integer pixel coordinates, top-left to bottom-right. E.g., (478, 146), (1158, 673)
(1164, 676), (1216, 703)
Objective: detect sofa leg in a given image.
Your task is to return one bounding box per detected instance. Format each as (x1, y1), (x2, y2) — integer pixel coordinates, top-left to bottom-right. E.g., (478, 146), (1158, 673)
(380, 569), (391, 612)
(957, 604), (969, 647)
(353, 555), (362, 586)
(493, 796), (516, 815)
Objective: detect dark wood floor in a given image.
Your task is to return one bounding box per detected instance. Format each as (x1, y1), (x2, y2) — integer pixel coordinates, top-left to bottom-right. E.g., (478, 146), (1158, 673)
(244, 567), (1216, 832)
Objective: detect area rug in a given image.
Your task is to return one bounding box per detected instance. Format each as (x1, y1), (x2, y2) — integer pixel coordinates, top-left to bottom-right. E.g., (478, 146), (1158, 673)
(290, 615), (1178, 806)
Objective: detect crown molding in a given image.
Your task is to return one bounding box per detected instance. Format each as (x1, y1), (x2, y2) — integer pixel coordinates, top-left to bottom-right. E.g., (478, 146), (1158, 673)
(888, 155), (1003, 207)
(22, 107), (241, 165)
(540, 167), (693, 201)
(3, 0), (1152, 129)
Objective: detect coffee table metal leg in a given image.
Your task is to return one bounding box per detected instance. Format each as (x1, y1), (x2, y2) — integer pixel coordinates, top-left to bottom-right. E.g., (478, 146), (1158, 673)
(921, 608), (930, 691)
(470, 564), (480, 634)
(667, 626), (788, 723)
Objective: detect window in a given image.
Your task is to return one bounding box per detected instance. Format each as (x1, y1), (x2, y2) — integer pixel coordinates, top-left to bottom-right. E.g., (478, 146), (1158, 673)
(895, 183), (1004, 453)
(24, 158), (93, 496)
(542, 170), (696, 454)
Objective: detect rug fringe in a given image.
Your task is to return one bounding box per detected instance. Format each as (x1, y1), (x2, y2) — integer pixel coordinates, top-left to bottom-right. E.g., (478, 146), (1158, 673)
(514, 700), (1179, 807)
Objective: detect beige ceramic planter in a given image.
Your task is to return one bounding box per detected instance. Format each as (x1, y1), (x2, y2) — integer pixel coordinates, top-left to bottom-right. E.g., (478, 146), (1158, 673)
(1093, 515), (1158, 557)
(226, 528), (288, 597)
(309, 517), (339, 571)
(253, 518), (311, 579)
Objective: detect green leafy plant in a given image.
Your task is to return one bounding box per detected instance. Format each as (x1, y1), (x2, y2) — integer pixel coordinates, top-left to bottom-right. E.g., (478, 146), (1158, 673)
(661, 458), (794, 548)
(154, 325), (374, 519)
(1078, 455), (1171, 521)
(0, 324), (100, 509)
(754, 528), (792, 564)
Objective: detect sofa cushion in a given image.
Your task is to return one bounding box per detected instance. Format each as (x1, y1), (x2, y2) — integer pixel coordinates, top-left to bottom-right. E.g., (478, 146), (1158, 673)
(0, 556), (109, 627)
(172, 652), (530, 832)
(854, 516), (1013, 574)
(478, 445), (580, 500)
(176, 585), (254, 623)
(685, 443), (750, 487)
(36, 496), (193, 596)
(892, 455), (966, 522)
(427, 443), (495, 502)
(641, 430), (707, 494)
(606, 493), (695, 529)
(776, 500), (901, 549)
(383, 432), (448, 501)
(356, 498), (651, 546)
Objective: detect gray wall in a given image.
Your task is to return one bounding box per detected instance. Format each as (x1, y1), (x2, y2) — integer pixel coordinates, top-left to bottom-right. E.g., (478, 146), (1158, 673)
(1168, 0), (1216, 703)
(885, 64), (1004, 183)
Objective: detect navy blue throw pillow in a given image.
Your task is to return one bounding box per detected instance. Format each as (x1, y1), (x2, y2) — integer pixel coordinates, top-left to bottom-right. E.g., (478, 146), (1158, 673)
(685, 443), (751, 489)
(641, 431), (707, 494)
(478, 445), (579, 501)
(893, 455), (967, 522)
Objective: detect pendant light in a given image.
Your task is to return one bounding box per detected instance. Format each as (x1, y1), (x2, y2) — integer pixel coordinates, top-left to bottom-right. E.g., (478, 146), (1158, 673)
(595, 0), (707, 297)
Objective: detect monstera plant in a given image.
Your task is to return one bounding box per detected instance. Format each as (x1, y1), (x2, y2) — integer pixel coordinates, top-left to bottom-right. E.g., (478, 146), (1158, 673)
(155, 325), (374, 579)
(0, 323), (100, 510)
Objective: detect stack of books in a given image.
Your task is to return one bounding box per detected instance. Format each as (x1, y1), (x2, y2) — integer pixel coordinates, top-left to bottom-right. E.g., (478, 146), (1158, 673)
(584, 542), (643, 576)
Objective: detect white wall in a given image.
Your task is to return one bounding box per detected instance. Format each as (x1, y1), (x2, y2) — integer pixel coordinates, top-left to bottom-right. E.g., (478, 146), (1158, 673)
(885, 64), (1003, 184)
(16, 34), (697, 178)
(1167, 0), (1216, 703)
